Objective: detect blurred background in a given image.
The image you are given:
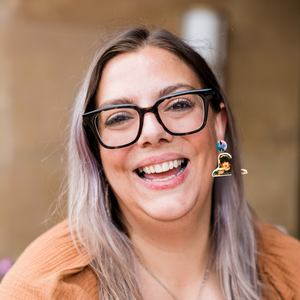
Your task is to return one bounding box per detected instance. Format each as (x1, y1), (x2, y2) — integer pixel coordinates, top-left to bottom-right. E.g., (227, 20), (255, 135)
(0, 0), (299, 264)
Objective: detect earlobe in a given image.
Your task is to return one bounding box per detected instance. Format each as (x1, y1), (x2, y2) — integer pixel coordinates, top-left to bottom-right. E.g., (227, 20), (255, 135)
(214, 103), (228, 141)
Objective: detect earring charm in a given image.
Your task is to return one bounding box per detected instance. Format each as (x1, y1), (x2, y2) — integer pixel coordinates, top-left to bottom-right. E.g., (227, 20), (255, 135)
(212, 140), (248, 177)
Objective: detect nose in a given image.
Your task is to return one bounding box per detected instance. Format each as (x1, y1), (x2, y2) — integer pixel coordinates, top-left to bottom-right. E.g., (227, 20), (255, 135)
(137, 112), (173, 148)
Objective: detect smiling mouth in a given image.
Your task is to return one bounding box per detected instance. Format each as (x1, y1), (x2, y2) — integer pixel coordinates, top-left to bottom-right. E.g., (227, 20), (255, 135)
(136, 159), (188, 182)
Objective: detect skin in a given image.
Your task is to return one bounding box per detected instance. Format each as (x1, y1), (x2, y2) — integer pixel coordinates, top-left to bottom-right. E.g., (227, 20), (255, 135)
(222, 161), (230, 171)
(97, 46), (227, 300)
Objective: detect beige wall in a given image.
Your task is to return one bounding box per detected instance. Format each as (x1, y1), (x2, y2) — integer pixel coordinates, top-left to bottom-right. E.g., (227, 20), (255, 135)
(0, 0), (299, 258)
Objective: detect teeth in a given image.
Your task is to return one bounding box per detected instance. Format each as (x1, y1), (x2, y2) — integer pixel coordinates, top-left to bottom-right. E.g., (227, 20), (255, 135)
(140, 159), (184, 174)
(162, 162), (169, 172)
(142, 165), (185, 182)
(155, 164), (162, 173)
(174, 160), (178, 168)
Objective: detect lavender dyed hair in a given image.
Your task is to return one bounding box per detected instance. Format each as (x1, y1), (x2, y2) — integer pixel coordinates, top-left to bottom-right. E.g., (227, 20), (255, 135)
(67, 27), (262, 300)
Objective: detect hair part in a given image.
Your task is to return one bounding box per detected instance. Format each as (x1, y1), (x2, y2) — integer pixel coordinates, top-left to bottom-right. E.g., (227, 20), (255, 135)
(68, 26), (262, 300)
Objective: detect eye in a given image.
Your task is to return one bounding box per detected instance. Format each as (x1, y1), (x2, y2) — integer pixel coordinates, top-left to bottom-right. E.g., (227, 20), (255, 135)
(166, 98), (195, 111)
(105, 112), (135, 127)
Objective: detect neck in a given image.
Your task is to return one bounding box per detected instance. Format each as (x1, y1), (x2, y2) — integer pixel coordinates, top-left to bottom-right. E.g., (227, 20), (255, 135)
(123, 196), (212, 298)
(130, 209), (211, 256)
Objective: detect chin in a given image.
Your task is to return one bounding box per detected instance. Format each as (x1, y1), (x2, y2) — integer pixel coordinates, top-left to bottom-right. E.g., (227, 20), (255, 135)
(142, 195), (195, 222)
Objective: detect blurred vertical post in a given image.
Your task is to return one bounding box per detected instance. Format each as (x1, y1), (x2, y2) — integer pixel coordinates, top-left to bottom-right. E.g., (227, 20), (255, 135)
(0, 0), (14, 258)
(297, 40), (300, 238)
(181, 7), (228, 89)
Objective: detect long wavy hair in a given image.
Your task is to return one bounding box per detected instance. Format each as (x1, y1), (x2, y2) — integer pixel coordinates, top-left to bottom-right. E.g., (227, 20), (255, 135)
(67, 27), (262, 300)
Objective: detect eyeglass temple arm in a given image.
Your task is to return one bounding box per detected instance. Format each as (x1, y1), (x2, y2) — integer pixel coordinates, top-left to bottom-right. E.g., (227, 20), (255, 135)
(212, 90), (220, 99)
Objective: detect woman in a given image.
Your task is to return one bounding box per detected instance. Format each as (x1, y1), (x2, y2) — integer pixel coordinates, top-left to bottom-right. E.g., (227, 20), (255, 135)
(1, 27), (300, 300)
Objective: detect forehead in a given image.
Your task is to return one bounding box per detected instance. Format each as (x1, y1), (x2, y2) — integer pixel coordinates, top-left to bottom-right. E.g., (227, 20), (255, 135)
(96, 46), (202, 107)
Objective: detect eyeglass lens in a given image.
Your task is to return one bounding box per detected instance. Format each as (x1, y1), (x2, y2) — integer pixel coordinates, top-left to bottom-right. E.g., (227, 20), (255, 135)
(95, 93), (204, 147)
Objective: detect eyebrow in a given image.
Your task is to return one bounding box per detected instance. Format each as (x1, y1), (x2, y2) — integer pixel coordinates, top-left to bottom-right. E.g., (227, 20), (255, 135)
(98, 97), (134, 109)
(158, 83), (197, 98)
(98, 83), (197, 109)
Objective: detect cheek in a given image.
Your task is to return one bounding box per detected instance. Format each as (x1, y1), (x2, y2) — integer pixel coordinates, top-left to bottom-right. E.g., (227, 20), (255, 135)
(204, 114), (219, 155)
(187, 118), (219, 171)
(100, 147), (138, 209)
(100, 147), (128, 179)
(185, 129), (217, 173)
(196, 117), (218, 152)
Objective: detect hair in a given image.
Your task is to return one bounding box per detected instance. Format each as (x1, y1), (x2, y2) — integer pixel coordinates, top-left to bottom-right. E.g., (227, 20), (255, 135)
(219, 154), (232, 164)
(67, 26), (262, 300)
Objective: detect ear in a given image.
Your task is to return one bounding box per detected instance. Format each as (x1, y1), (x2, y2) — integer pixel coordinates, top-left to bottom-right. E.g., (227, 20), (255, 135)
(214, 103), (227, 141)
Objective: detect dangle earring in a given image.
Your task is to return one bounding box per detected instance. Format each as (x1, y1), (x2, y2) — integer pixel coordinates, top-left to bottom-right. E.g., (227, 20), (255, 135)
(212, 140), (248, 177)
(104, 182), (112, 219)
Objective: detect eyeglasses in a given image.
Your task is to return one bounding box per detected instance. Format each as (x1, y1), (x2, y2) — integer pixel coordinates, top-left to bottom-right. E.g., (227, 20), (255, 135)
(82, 89), (219, 149)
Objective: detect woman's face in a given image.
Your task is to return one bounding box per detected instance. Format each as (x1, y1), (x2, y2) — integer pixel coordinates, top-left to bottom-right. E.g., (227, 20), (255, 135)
(97, 47), (226, 225)
(222, 161), (230, 170)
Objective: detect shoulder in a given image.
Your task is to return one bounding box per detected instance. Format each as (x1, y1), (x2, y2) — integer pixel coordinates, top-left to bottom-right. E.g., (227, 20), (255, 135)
(256, 220), (300, 299)
(0, 220), (98, 300)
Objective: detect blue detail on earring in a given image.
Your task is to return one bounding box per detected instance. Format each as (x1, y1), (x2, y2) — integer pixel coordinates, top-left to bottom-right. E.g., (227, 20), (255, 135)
(216, 140), (227, 152)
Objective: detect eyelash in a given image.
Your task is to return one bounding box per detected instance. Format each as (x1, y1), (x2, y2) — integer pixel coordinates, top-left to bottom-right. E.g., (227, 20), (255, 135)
(166, 99), (195, 111)
(105, 112), (134, 126)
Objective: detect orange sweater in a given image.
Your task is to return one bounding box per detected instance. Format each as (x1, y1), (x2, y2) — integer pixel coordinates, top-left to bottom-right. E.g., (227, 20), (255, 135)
(0, 220), (299, 299)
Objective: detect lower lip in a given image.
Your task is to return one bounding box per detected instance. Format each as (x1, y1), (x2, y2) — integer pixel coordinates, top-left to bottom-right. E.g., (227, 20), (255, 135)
(133, 161), (190, 190)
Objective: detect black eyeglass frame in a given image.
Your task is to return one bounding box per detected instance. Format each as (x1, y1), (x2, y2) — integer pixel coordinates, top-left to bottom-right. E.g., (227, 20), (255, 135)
(82, 88), (219, 149)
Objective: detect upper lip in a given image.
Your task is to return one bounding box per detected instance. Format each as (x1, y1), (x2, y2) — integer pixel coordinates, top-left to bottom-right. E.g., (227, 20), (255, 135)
(133, 153), (187, 170)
